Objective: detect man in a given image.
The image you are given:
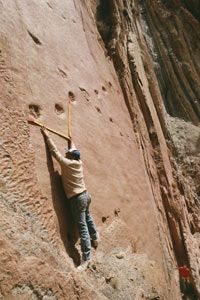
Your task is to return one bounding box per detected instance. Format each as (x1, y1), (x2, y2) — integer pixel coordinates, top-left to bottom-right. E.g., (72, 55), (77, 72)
(41, 127), (99, 270)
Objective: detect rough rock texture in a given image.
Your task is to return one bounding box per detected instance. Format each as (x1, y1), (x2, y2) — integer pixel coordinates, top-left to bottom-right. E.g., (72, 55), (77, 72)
(167, 116), (200, 235)
(142, 0), (200, 124)
(0, 0), (199, 299)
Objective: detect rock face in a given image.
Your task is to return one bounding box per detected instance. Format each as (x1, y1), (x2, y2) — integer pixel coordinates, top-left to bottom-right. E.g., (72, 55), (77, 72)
(0, 0), (199, 299)
(142, 0), (200, 124)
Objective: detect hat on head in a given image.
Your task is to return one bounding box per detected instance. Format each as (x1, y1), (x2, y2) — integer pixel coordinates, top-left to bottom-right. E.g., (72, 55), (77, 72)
(66, 148), (81, 160)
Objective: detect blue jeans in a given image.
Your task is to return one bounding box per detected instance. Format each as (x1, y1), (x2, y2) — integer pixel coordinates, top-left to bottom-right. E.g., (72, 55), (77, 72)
(70, 191), (98, 261)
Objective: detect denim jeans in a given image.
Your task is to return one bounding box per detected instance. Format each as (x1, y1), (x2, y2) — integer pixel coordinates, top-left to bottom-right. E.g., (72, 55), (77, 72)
(70, 191), (98, 261)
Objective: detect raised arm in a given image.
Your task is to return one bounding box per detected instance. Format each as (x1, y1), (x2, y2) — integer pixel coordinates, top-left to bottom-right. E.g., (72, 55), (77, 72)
(69, 140), (77, 150)
(41, 127), (65, 164)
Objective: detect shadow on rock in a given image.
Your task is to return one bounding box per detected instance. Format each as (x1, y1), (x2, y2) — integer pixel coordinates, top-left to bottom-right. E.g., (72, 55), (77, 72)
(44, 137), (80, 266)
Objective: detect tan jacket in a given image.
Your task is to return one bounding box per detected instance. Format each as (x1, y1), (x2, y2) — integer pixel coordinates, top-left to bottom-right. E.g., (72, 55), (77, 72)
(46, 137), (86, 199)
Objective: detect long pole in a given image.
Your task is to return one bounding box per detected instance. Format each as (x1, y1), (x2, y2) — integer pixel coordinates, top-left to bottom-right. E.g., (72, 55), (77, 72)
(67, 99), (72, 148)
(28, 117), (70, 141)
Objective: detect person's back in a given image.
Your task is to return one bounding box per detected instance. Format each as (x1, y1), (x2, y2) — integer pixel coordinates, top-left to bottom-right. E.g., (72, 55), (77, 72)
(60, 157), (86, 199)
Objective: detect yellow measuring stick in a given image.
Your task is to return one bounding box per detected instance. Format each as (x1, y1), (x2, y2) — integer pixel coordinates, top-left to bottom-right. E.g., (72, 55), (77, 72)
(68, 100), (72, 138)
(28, 116), (70, 141)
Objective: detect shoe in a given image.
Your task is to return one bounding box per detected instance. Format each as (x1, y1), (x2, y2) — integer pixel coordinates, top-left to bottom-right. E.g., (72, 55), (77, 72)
(92, 239), (99, 248)
(92, 233), (100, 248)
(76, 260), (90, 271)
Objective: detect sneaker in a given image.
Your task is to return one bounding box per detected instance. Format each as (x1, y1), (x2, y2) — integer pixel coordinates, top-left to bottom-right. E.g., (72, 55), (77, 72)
(76, 260), (90, 271)
(92, 239), (99, 248)
(92, 233), (100, 248)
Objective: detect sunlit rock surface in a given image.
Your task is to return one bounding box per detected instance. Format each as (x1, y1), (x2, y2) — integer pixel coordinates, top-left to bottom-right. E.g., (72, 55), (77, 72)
(0, 1), (199, 299)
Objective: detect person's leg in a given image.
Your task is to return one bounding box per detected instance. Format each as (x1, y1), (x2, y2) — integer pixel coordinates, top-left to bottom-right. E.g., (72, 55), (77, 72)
(71, 192), (91, 261)
(85, 192), (99, 241)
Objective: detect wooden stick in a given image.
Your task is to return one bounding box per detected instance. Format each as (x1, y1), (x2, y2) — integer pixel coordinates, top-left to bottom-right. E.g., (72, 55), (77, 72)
(28, 117), (70, 141)
(68, 101), (71, 138)
(67, 100), (72, 148)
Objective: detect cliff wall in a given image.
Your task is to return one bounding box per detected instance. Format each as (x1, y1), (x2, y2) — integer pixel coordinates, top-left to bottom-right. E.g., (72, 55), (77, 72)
(0, 0), (199, 299)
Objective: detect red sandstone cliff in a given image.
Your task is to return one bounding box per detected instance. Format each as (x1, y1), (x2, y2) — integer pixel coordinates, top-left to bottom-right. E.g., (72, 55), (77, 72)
(0, 1), (199, 299)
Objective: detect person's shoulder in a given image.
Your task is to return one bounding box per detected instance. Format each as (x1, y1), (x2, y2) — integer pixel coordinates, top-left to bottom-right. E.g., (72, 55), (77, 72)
(74, 159), (82, 165)
(72, 159), (83, 167)
(61, 157), (73, 165)
(63, 158), (82, 165)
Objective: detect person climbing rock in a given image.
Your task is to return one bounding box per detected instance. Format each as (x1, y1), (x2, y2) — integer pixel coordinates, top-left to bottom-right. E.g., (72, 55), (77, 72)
(41, 127), (99, 270)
